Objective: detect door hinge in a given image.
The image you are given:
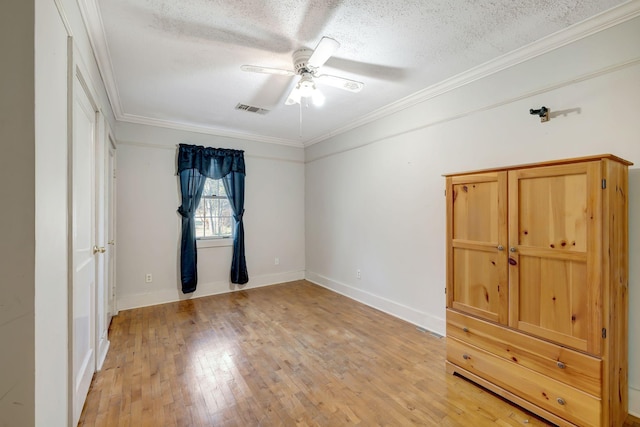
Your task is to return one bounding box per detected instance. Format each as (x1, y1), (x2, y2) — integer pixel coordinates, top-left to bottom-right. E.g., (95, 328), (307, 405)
(444, 189), (447, 197)
(444, 287), (447, 294)
(602, 179), (606, 189)
(602, 328), (607, 338)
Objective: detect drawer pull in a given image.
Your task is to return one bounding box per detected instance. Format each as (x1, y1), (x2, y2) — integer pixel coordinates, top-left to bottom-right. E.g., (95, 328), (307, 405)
(462, 327), (470, 333)
(557, 397), (566, 406)
(462, 354), (471, 360)
(556, 361), (566, 369)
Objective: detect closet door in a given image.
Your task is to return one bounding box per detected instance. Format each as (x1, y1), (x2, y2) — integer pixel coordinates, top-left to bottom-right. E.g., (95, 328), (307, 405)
(446, 172), (508, 324)
(508, 162), (602, 354)
(71, 68), (98, 425)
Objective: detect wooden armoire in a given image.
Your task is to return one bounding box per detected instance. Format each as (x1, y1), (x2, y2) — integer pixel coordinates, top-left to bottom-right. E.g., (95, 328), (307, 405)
(444, 155), (632, 427)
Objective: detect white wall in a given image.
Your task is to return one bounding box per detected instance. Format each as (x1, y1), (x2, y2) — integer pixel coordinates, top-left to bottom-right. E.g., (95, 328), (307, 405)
(34, 0), (70, 424)
(0, 2), (35, 425)
(0, 0), (120, 425)
(115, 122), (306, 309)
(8, 1), (634, 425)
(305, 15), (640, 416)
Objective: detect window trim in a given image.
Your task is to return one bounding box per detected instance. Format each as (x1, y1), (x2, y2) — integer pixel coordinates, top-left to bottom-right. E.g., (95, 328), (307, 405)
(196, 236), (233, 248)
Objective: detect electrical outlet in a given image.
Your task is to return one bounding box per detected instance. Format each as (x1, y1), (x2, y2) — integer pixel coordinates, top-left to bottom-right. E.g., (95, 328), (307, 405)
(275, 257), (280, 265)
(356, 269), (361, 279)
(145, 273), (152, 283)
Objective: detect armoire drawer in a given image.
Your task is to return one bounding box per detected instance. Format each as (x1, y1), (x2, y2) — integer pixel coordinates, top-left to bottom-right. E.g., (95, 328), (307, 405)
(447, 309), (601, 397)
(447, 337), (601, 427)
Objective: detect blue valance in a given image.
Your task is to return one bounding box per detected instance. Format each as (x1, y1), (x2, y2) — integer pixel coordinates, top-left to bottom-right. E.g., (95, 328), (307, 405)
(177, 144), (245, 178)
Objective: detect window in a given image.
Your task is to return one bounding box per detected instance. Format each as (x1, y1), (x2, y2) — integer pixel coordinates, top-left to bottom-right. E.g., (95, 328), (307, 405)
(194, 178), (233, 239)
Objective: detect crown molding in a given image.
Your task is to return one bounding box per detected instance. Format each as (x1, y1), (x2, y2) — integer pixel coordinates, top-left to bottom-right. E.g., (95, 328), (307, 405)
(116, 139), (306, 163)
(305, 57), (640, 164)
(118, 113), (304, 147)
(78, 0), (640, 149)
(303, 0), (640, 147)
(54, 0), (73, 36)
(77, 0), (303, 148)
(77, 0), (124, 118)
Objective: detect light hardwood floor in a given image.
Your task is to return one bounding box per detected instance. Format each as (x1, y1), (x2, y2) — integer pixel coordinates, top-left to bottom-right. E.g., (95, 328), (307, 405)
(79, 280), (639, 426)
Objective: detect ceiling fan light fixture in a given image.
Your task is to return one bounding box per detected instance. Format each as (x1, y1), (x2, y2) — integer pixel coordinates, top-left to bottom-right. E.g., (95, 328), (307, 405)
(298, 74), (316, 98)
(312, 89), (325, 107)
(285, 87), (301, 105)
(242, 36), (365, 109)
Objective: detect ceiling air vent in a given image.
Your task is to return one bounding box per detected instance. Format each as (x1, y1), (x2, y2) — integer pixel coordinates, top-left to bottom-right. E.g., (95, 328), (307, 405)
(235, 103), (269, 115)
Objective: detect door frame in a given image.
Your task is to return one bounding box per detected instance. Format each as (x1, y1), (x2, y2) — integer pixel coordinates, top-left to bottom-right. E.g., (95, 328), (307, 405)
(68, 40), (105, 426)
(95, 115), (110, 371)
(106, 131), (117, 320)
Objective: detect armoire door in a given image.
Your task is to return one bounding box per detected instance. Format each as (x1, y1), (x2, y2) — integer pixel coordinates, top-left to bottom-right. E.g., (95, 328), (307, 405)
(508, 161), (602, 354)
(446, 171), (509, 324)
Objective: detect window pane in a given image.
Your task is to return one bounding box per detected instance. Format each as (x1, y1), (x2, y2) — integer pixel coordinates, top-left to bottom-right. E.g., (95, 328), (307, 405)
(195, 178), (233, 239)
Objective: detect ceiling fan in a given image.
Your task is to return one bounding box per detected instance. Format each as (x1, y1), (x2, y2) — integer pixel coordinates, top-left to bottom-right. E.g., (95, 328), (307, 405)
(241, 37), (364, 107)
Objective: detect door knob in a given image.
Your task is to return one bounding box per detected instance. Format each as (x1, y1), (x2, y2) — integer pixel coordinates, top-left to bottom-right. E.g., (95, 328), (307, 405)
(510, 247), (517, 252)
(108, 240), (115, 245)
(99, 246), (106, 253)
(497, 245), (504, 251)
(93, 245), (100, 255)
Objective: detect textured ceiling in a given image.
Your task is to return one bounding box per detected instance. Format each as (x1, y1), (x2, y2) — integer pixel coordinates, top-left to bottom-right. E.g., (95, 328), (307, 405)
(91, 0), (627, 146)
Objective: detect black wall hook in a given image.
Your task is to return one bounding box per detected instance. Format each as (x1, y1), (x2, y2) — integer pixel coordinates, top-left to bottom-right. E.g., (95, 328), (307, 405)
(530, 106), (549, 122)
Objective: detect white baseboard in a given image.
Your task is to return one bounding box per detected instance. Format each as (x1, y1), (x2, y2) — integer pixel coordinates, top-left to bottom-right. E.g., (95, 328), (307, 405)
(117, 270), (305, 311)
(305, 271), (446, 337)
(305, 272), (640, 419)
(96, 339), (109, 371)
(630, 386), (640, 418)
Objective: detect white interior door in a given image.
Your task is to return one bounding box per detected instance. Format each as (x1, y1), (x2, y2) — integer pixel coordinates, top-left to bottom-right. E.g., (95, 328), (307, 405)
(71, 71), (97, 426)
(107, 137), (117, 320)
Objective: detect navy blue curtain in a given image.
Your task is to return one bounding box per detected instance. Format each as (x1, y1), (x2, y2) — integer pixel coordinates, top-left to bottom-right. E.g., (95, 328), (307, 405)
(222, 172), (248, 284)
(177, 144), (247, 293)
(177, 168), (207, 292)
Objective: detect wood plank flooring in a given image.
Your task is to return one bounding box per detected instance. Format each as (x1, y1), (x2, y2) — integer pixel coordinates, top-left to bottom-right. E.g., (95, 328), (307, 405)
(79, 280), (637, 426)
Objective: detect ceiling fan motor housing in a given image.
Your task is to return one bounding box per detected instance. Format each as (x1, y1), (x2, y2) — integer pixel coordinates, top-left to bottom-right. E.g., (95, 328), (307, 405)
(292, 49), (314, 74)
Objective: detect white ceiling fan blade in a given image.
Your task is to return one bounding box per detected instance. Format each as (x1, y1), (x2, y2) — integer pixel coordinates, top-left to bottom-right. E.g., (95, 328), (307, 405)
(240, 65), (295, 76)
(316, 74), (364, 93)
(307, 37), (340, 69)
